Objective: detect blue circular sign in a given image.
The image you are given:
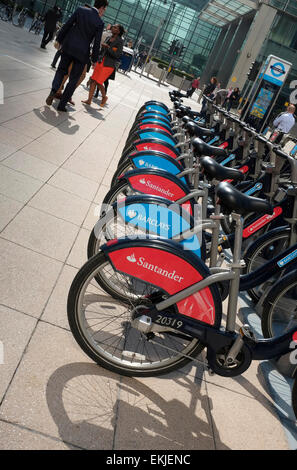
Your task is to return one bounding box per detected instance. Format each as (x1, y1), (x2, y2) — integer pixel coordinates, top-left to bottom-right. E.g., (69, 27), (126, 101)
(270, 62), (285, 77)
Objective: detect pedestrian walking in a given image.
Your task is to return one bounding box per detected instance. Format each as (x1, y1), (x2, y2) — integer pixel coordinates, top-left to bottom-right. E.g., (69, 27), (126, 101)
(82, 23), (124, 108)
(186, 76), (200, 98)
(51, 48), (62, 68)
(45, 0), (108, 112)
(199, 76), (217, 118)
(270, 104), (296, 143)
(40, 6), (62, 49)
(214, 88), (228, 106)
(225, 87), (240, 111)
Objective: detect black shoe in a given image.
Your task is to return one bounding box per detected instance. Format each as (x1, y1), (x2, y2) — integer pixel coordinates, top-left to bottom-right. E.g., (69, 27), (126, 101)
(51, 64), (56, 69)
(40, 44), (46, 49)
(46, 91), (56, 106)
(57, 105), (67, 112)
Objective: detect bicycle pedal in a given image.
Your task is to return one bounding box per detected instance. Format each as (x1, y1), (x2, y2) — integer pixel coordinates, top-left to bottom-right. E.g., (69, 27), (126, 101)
(239, 324), (257, 342)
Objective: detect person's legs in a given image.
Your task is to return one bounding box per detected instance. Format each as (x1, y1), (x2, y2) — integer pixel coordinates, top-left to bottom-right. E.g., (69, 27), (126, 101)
(41, 28), (49, 48)
(46, 53), (73, 105)
(98, 83), (108, 107)
(51, 49), (62, 68)
(187, 87), (195, 98)
(76, 64), (87, 89)
(82, 79), (97, 105)
(43, 30), (54, 46)
(58, 59), (85, 110)
(56, 62), (73, 96)
(94, 86), (100, 98)
(104, 78), (109, 94)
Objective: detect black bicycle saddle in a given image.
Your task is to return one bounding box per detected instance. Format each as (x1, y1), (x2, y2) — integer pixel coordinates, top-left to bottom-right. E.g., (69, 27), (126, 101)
(216, 181), (274, 215)
(186, 121), (214, 137)
(192, 138), (227, 158)
(200, 157), (244, 182)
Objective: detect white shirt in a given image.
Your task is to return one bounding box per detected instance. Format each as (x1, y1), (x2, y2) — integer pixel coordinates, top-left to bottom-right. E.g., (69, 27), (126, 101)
(273, 112), (295, 133)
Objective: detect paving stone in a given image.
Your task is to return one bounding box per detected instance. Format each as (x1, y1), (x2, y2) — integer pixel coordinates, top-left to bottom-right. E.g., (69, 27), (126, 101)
(0, 194), (23, 232)
(28, 184), (91, 227)
(2, 150), (58, 182)
(1, 206), (79, 262)
(0, 305), (37, 402)
(48, 168), (99, 202)
(0, 238), (62, 317)
(115, 372), (215, 450)
(0, 322), (119, 450)
(42, 264), (78, 330)
(0, 164), (43, 203)
(0, 420), (79, 450)
(66, 227), (91, 269)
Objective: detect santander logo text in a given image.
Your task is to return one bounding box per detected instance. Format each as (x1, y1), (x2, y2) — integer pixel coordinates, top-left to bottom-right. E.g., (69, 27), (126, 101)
(137, 178), (174, 197)
(126, 253), (184, 283)
(242, 207), (282, 238)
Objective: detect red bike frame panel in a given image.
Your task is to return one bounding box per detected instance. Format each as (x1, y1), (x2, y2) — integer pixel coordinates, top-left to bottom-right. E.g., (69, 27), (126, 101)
(134, 142), (177, 159)
(138, 124), (172, 134)
(242, 206), (283, 238)
(128, 174), (188, 202)
(108, 247), (216, 325)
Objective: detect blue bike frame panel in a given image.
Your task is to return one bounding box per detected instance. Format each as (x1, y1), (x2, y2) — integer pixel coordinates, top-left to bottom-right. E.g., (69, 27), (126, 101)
(117, 198), (202, 257)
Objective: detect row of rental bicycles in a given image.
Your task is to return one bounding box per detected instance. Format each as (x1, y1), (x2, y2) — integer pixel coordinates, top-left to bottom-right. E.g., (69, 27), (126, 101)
(67, 90), (297, 421)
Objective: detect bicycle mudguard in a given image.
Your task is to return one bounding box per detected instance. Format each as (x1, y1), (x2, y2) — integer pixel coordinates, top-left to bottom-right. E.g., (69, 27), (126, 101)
(121, 169), (194, 215)
(101, 238), (221, 326)
(115, 195), (203, 258)
(138, 117), (172, 129)
(121, 139), (180, 161)
(138, 102), (170, 115)
(127, 152), (188, 186)
(136, 112), (171, 123)
(135, 123), (172, 135)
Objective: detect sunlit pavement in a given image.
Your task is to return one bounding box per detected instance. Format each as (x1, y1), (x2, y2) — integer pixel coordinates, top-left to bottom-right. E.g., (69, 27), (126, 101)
(0, 20), (296, 450)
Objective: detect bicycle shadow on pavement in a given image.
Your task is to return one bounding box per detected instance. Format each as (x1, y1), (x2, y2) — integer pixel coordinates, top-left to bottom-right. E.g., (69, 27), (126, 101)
(46, 362), (230, 450)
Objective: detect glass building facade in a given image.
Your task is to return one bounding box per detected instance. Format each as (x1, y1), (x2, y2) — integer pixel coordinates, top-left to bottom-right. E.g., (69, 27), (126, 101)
(256, 3), (297, 110)
(28, 0), (221, 76)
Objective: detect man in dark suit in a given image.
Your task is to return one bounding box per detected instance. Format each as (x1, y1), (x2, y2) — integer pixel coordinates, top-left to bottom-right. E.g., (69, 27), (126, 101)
(46, 0), (108, 112)
(40, 5), (62, 49)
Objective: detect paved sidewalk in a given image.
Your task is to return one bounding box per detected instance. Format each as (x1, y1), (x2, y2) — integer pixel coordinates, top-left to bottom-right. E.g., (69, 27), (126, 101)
(0, 21), (296, 450)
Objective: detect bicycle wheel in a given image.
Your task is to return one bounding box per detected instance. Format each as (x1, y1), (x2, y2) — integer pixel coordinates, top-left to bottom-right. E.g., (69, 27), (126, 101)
(102, 179), (138, 214)
(261, 270), (297, 338)
(67, 251), (204, 376)
(110, 160), (134, 188)
(87, 206), (147, 260)
(292, 377), (297, 420)
(244, 228), (290, 303)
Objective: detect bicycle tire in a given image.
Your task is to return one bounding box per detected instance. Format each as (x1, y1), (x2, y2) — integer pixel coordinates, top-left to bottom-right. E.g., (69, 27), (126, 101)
(102, 179), (138, 214)
(261, 269), (297, 338)
(110, 160), (134, 188)
(243, 228), (290, 303)
(67, 251), (205, 376)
